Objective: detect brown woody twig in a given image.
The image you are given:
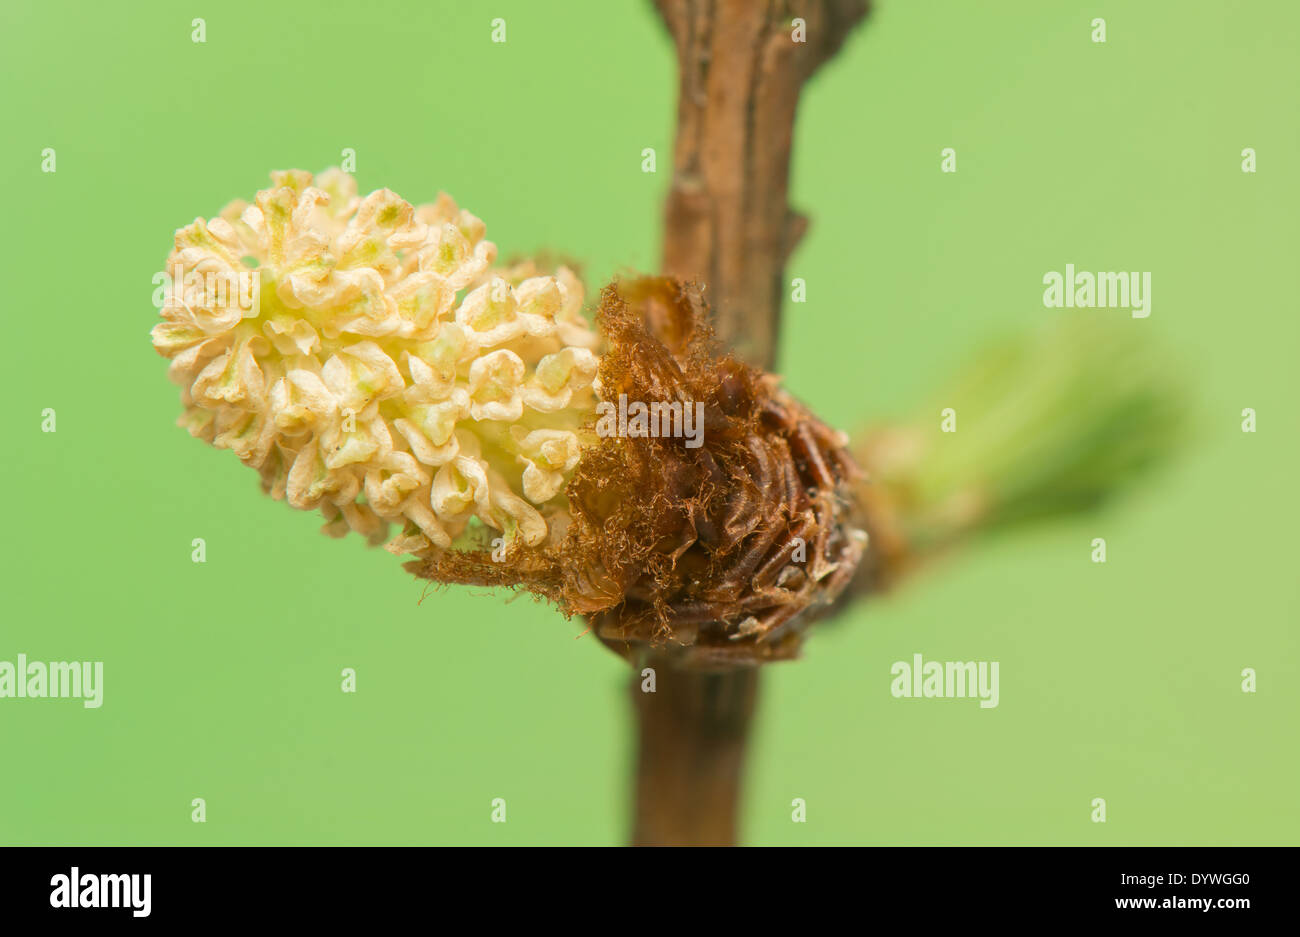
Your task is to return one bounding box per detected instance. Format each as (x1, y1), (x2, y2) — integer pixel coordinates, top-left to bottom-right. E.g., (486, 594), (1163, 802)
(631, 0), (869, 847)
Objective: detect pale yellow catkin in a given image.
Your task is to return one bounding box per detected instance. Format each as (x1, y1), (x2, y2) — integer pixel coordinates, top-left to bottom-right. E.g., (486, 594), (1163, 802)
(152, 169), (602, 556)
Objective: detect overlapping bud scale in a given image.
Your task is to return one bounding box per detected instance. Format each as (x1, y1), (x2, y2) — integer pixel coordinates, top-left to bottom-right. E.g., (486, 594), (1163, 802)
(152, 170), (601, 556)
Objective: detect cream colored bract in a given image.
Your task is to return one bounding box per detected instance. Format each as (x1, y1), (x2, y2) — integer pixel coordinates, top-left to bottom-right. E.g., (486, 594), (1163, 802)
(152, 169), (601, 556)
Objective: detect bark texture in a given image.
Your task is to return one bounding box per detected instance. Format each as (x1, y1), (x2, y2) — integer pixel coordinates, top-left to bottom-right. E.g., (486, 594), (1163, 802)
(631, 0), (868, 847)
(656, 0), (869, 372)
(631, 660), (759, 846)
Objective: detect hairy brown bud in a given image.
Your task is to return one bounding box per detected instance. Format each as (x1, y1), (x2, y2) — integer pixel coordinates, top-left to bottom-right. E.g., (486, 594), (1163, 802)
(407, 277), (866, 666)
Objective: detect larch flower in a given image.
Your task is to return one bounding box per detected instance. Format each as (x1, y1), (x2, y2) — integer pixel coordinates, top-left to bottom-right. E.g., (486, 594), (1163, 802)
(152, 169), (600, 557)
(151, 171), (866, 665)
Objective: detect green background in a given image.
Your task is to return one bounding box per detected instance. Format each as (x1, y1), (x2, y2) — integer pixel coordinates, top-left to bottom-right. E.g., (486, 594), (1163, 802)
(1, 0), (1295, 845)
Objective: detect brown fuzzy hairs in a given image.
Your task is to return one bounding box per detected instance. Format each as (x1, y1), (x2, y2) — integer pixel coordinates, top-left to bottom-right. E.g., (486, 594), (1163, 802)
(407, 277), (866, 667)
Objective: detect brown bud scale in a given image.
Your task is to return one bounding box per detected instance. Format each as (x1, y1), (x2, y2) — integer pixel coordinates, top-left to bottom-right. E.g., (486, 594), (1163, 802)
(407, 277), (865, 667)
